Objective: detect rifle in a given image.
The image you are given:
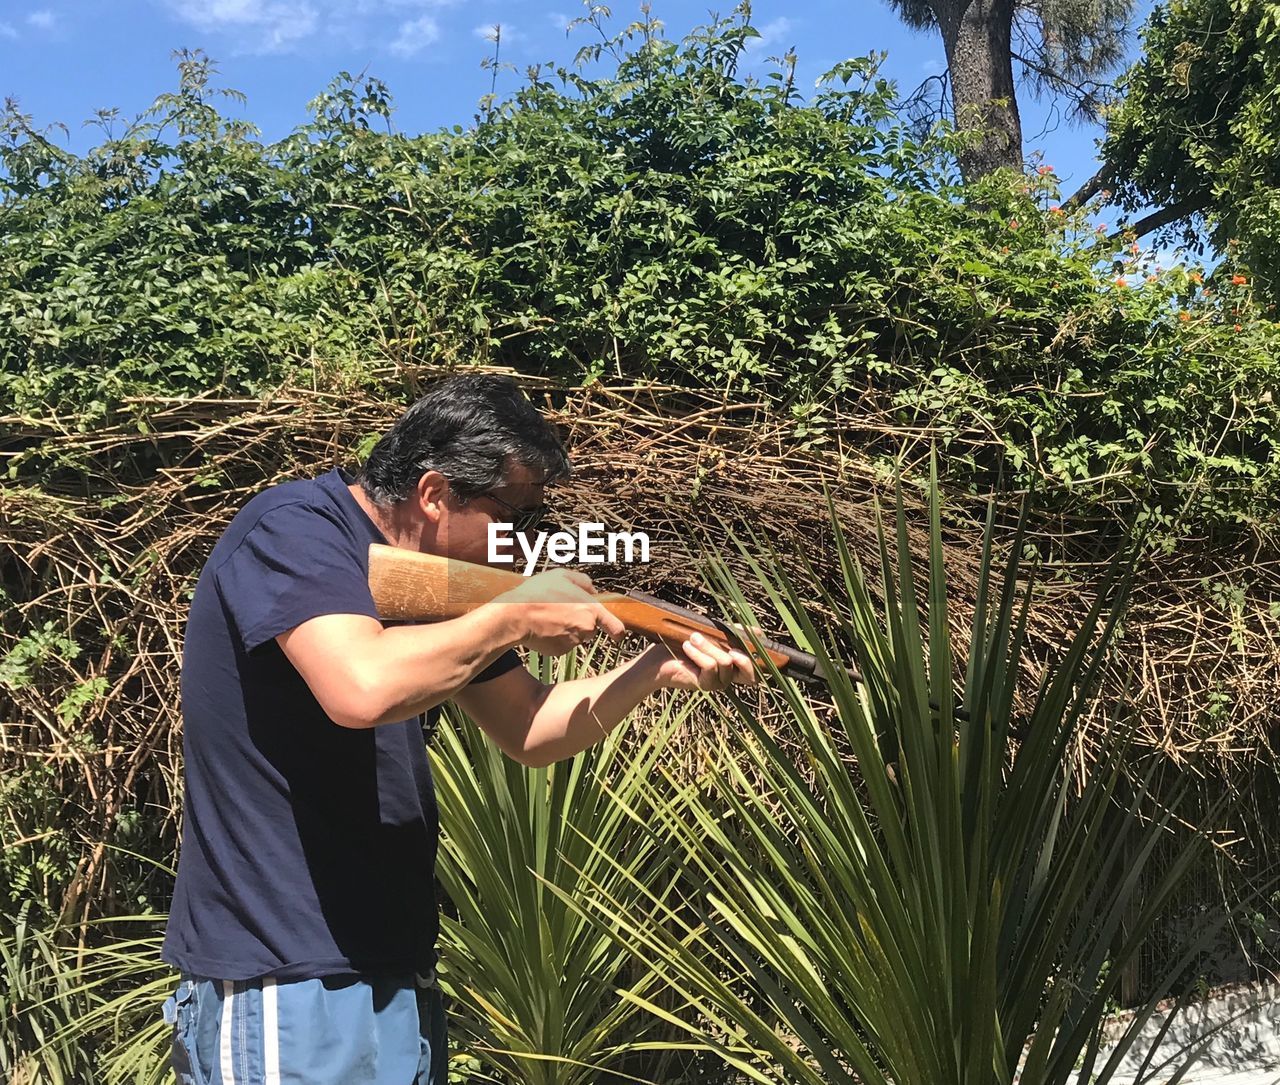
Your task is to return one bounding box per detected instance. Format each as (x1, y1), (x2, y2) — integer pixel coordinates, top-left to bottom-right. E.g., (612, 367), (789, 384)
(366, 543), (857, 687)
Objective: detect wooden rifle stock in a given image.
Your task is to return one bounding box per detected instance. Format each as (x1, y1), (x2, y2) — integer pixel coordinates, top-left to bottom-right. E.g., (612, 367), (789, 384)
(366, 543), (856, 686)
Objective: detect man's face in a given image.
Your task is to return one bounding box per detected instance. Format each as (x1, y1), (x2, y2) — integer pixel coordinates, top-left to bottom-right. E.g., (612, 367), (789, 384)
(435, 463), (547, 566)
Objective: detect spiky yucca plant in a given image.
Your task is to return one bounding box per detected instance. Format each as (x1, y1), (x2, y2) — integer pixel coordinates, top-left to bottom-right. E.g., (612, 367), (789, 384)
(433, 644), (705, 1085)
(2, 909), (173, 1085)
(1, 902), (94, 1085)
(565, 467), (1214, 1085)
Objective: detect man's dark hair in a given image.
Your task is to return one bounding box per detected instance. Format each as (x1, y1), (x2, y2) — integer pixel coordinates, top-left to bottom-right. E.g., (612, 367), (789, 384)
(357, 374), (570, 506)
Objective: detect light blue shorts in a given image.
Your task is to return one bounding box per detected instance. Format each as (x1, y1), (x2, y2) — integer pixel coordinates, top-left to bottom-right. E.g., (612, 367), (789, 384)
(162, 971), (446, 1085)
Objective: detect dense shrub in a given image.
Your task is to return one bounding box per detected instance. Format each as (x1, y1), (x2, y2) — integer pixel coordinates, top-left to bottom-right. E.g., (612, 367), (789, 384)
(3, 10), (1279, 540)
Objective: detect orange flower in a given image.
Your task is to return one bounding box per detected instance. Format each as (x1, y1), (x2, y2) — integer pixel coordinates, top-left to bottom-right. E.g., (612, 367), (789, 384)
(1049, 205), (1062, 213)
(1178, 312), (1191, 322)
(1190, 271), (1203, 284)
(1115, 277), (1128, 288)
(1234, 323), (1243, 332)
(1130, 242), (1140, 255)
(1009, 219), (1019, 229)
(1231, 274), (1248, 285)
(1038, 165), (1053, 175)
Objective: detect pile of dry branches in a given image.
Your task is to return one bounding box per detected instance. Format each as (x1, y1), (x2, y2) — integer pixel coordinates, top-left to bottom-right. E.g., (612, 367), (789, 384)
(2, 373), (1278, 930)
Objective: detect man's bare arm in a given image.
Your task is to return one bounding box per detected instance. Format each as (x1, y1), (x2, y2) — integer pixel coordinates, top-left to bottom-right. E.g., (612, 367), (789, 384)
(453, 634), (754, 767)
(276, 567), (626, 730)
(276, 608), (524, 729)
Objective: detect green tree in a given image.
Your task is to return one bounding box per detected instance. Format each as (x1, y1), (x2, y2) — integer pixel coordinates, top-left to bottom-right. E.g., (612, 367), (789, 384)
(887, 0), (1135, 180)
(1096, 0), (1280, 300)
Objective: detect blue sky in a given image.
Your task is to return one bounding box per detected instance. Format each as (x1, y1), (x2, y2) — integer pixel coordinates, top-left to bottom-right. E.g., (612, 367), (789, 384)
(2, 0), (1158, 201)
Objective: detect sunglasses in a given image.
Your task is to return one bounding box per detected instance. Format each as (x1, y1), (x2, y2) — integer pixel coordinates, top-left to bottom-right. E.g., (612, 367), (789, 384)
(474, 491), (548, 534)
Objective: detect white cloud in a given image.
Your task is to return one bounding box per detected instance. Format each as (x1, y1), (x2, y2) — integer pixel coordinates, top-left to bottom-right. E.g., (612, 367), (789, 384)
(744, 16), (792, 54)
(164, 0), (318, 53)
(473, 22), (521, 44)
(547, 12), (570, 32)
(389, 14), (440, 57)
(920, 57), (944, 76)
(354, 0), (458, 10)
(0, 21), (18, 37)
(160, 0), (468, 56)
(27, 9), (56, 29)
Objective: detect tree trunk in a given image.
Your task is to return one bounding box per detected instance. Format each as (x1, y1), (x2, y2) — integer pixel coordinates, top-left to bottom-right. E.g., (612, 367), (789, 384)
(936, 0), (1023, 182)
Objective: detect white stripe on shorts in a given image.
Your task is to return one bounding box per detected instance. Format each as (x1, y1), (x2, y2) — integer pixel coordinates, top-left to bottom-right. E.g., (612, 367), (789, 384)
(220, 979), (236, 1085)
(262, 976), (281, 1085)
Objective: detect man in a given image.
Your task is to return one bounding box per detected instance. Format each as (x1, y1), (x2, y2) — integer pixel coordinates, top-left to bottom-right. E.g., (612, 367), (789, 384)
(160, 373), (755, 1085)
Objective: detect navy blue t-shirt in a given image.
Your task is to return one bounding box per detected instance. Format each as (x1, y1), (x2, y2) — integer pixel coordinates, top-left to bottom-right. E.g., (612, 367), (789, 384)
(161, 467), (520, 981)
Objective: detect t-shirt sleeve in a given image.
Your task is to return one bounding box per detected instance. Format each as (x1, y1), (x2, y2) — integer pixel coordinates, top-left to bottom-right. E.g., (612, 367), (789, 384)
(471, 649), (523, 684)
(215, 503), (379, 653)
